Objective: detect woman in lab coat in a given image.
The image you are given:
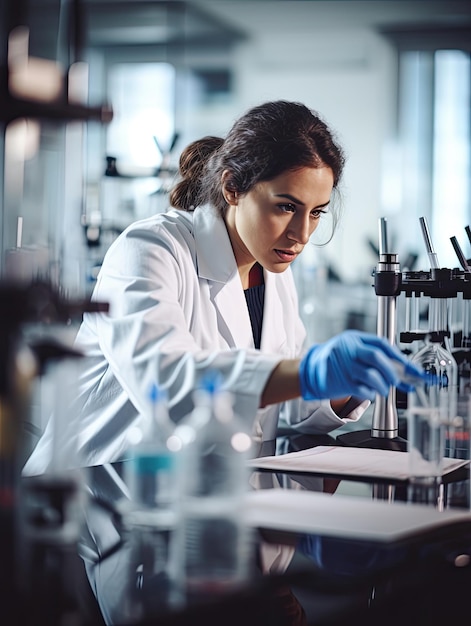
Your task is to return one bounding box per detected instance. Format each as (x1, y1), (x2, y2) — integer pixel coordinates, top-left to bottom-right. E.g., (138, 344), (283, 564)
(24, 100), (421, 625)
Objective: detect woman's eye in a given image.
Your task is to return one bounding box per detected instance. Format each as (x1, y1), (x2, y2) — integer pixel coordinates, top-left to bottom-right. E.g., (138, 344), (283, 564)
(311, 210), (326, 219)
(279, 203), (296, 213)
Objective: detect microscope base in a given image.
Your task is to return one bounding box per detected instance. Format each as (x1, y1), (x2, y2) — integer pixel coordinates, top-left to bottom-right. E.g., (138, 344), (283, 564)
(336, 430), (407, 452)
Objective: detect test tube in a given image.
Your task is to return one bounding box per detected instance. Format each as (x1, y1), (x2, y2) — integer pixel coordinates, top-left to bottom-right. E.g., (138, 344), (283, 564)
(404, 292), (420, 333)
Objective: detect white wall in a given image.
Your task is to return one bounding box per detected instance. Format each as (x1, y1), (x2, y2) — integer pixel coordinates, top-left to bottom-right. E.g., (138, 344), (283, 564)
(238, 29), (397, 285)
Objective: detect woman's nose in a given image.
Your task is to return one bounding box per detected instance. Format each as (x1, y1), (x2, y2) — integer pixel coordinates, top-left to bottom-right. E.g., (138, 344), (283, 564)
(287, 215), (312, 244)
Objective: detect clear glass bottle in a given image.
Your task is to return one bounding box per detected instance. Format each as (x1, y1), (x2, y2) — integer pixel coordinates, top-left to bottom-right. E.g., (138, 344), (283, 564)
(406, 380), (448, 507)
(457, 294), (471, 393)
(172, 372), (254, 606)
(408, 297), (459, 506)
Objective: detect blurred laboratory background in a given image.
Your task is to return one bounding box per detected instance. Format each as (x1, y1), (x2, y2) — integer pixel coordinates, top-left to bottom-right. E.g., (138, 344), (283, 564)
(1, 0), (471, 344)
(1, 5), (471, 623)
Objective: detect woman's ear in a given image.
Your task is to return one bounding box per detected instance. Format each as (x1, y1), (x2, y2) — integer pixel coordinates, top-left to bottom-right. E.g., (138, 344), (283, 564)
(221, 170), (238, 205)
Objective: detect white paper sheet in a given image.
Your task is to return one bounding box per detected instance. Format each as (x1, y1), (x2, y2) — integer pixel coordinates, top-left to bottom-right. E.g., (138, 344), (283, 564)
(247, 445), (469, 481)
(245, 488), (471, 542)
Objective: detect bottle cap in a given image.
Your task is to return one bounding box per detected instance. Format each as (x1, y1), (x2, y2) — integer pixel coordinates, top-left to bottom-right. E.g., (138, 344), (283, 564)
(149, 382), (167, 403)
(199, 370), (223, 395)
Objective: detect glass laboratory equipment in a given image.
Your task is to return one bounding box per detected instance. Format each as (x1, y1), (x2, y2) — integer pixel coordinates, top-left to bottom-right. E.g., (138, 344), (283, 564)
(445, 392), (471, 509)
(172, 373), (254, 607)
(408, 294), (459, 507)
(456, 293), (471, 394)
(121, 384), (181, 622)
(410, 296), (458, 415)
(443, 233), (471, 507)
(125, 384), (176, 511)
(406, 381), (448, 507)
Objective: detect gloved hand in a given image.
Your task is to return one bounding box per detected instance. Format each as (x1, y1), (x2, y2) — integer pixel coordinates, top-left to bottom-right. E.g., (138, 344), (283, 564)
(299, 329), (425, 401)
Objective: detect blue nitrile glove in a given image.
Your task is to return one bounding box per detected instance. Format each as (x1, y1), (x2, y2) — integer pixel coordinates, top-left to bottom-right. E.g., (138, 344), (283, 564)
(299, 329), (426, 402)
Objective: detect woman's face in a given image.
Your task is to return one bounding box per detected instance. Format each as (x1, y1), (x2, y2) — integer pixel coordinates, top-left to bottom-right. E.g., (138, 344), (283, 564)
(223, 166), (334, 275)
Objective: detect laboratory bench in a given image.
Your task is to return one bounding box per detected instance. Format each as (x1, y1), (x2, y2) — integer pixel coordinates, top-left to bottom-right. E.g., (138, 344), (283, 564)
(264, 409), (471, 625)
(118, 419), (471, 624)
(8, 409), (471, 626)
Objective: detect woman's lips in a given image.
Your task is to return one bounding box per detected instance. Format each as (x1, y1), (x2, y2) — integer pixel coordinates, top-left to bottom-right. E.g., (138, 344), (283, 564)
(275, 249), (298, 262)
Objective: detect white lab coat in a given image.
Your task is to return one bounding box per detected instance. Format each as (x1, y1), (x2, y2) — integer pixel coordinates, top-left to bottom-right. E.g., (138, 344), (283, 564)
(25, 204), (364, 475)
(23, 204), (367, 624)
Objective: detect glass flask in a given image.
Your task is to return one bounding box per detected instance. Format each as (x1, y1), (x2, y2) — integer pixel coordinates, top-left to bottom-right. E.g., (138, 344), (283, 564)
(410, 296), (458, 417)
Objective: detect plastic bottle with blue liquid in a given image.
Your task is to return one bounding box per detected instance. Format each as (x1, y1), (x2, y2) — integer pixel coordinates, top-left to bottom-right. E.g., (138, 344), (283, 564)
(123, 383), (181, 620)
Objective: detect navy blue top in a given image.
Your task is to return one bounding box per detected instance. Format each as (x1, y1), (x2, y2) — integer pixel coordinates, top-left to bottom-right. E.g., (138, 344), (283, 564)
(244, 283), (265, 349)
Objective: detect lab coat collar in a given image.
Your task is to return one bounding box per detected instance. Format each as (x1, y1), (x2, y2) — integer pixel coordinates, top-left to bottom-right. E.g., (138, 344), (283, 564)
(192, 205), (288, 354)
(193, 204), (253, 347)
(193, 204), (236, 283)
(261, 271), (288, 354)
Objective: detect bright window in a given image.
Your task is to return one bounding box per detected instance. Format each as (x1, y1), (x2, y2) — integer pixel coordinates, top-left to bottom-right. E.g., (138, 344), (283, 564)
(431, 50), (470, 266)
(106, 62), (176, 168)
(395, 49), (470, 268)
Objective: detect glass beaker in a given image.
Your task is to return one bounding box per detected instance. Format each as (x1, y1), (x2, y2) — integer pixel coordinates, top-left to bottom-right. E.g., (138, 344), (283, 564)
(406, 383), (448, 507)
(408, 331), (458, 507)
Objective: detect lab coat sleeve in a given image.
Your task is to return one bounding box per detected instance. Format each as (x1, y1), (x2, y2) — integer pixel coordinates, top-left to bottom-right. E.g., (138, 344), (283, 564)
(281, 397), (370, 434)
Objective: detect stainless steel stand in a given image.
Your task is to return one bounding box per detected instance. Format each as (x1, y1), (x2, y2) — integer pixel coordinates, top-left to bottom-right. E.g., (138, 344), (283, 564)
(338, 219), (407, 451)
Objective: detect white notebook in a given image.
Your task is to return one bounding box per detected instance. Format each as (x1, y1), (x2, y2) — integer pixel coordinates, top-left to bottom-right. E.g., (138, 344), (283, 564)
(247, 445), (469, 481)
